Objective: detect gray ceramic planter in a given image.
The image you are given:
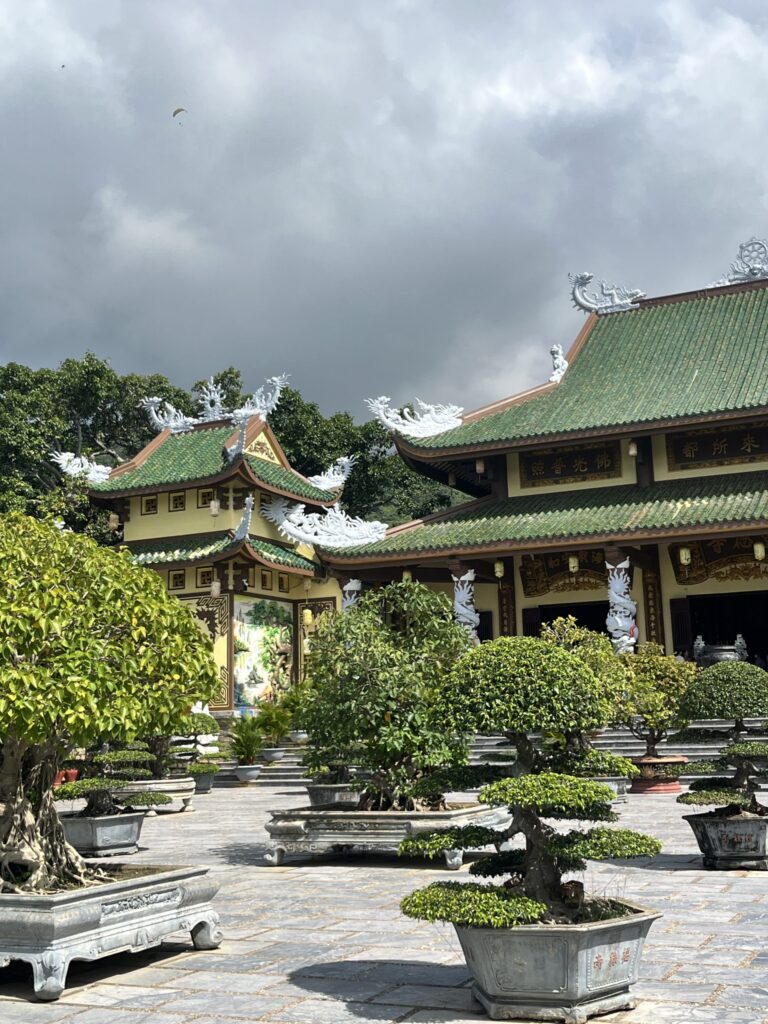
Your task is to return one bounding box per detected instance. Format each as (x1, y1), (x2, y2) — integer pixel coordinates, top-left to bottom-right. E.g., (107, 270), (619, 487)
(118, 776), (196, 812)
(60, 811), (145, 857)
(455, 902), (660, 1022)
(0, 864), (221, 1001)
(265, 803), (508, 867)
(193, 772), (217, 794)
(684, 811), (768, 870)
(234, 764), (262, 783)
(305, 782), (362, 807)
(261, 747), (286, 763)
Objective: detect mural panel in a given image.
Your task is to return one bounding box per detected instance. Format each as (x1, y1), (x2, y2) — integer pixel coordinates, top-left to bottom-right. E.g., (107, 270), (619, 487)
(233, 596), (294, 709)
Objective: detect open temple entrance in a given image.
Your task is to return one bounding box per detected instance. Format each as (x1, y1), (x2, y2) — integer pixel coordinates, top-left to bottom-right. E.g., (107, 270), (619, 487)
(522, 601), (610, 636)
(688, 590), (768, 666)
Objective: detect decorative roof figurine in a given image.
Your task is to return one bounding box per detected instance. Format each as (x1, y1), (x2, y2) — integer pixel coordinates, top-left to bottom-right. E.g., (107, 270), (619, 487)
(233, 494), (255, 541)
(262, 497), (388, 549)
(710, 238), (768, 287)
(307, 456), (357, 491)
(569, 272), (646, 315)
(548, 343), (569, 383)
(51, 451), (112, 485)
(140, 374), (289, 435)
(366, 396), (463, 438)
(605, 558), (638, 655)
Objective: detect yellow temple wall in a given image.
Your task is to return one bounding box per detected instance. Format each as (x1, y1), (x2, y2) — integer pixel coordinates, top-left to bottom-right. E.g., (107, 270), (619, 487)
(124, 485), (285, 543)
(427, 581), (500, 638)
(506, 438), (636, 498)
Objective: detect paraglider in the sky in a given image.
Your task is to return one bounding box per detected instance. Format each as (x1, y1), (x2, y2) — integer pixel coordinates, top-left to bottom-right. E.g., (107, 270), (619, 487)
(172, 108), (187, 118)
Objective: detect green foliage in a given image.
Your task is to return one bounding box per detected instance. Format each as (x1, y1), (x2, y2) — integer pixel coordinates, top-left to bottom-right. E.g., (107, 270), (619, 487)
(677, 789), (752, 808)
(229, 716), (263, 765)
(302, 581), (473, 808)
(539, 616), (629, 721)
(53, 776), (172, 812)
(186, 761), (220, 776)
(479, 773), (617, 821)
(92, 749), (154, 766)
(546, 749), (639, 780)
(55, 777), (130, 799)
(411, 764), (510, 798)
(181, 712), (220, 737)
(254, 702), (292, 746)
(121, 791), (173, 808)
(725, 741), (768, 760)
(617, 643), (697, 756)
(662, 759), (723, 778)
(469, 850), (527, 877)
(398, 825), (507, 859)
(445, 637), (610, 744)
(688, 776), (735, 791)
(401, 882), (546, 928)
(681, 662), (768, 725)
(550, 828), (662, 862)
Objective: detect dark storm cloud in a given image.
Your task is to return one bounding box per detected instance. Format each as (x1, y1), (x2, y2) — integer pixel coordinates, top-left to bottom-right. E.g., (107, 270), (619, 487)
(1, 0), (767, 416)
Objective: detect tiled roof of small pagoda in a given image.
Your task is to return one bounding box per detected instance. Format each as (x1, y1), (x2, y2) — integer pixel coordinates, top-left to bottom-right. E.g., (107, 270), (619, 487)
(403, 281), (768, 454)
(128, 532), (319, 573)
(91, 421), (336, 503)
(321, 470), (768, 562)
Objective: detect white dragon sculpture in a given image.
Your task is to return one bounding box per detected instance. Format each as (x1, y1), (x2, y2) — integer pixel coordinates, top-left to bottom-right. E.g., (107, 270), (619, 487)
(51, 451), (112, 485)
(140, 397), (199, 434)
(140, 374), (289, 435)
(452, 569), (480, 643)
(233, 495), (255, 542)
(261, 497), (388, 549)
(605, 558), (637, 655)
(366, 396), (463, 438)
(548, 343), (569, 383)
(307, 455), (357, 491)
(569, 272), (646, 315)
(341, 578), (363, 612)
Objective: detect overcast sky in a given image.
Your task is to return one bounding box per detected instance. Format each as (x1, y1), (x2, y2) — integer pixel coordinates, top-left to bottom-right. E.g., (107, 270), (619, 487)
(1, 1), (767, 416)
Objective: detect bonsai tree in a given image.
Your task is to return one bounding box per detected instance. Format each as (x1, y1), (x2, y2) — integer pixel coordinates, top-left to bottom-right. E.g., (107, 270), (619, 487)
(54, 746), (172, 817)
(401, 637), (661, 923)
(229, 716), (263, 765)
(0, 514), (219, 892)
(177, 712), (221, 781)
(302, 580), (473, 810)
(616, 643), (697, 758)
(254, 702), (292, 748)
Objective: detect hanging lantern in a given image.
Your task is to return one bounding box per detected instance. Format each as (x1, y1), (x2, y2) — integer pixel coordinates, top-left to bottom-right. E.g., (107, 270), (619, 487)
(210, 578), (221, 598)
(209, 498), (220, 517)
(494, 560), (505, 579)
(107, 512), (120, 531)
(568, 554), (580, 575)
(302, 607), (313, 627)
(754, 541), (766, 562)
(628, 440), (638, 458)
(475, 458), (486, 475)
(678, 546), (692, 566)
(402, 569), (412, 582)
(447, 472), (456, 487)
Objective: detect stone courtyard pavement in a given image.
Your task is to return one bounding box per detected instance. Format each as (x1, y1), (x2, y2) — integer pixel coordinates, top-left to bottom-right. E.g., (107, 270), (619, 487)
(2, 782), (768, 1024)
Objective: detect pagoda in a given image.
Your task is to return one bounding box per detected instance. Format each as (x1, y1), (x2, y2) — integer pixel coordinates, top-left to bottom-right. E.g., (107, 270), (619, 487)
(321, 240), (768, 666)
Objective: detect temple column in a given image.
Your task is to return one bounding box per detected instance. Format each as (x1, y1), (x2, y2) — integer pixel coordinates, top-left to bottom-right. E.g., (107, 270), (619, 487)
(341, 578), (362, 612)
(450, 564), (480, 643)
(605, 556), (638, 654)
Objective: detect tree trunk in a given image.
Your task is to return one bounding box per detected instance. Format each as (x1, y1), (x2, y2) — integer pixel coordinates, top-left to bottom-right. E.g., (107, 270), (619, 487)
(512, 807), (564, 913)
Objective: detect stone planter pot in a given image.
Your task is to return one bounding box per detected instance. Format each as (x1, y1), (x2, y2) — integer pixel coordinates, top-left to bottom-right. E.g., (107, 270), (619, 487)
(305, 782), (362, 808)
(261, 747), (286, 763)
(118, 776), (196, 812)
(592, 776), (629, 804)
(234, 764), (262, 783)
(265, 802), (508, 868)
(289, 730), (309, 744)
(455, 902), (660, 1022)
(684, 811), (768, 870)
(0, 863), (221, 1001)
(60, 811), (146, 857)
(193, 772), (217, 794)
(630, 755), (687, 794)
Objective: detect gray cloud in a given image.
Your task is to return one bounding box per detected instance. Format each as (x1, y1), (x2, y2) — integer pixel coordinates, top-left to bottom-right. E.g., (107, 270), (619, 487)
(1, 0), (767, 416)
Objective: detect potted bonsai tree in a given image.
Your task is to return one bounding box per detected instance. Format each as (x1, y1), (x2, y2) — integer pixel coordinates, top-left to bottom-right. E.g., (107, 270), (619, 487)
(0, 514), (222, 1000)
(179, 712), (222, 793)
(677, 660), (768, 869)
(230, 715), (263, 783)
(616, 643), (697, 792)
(265, 581), (503, 865)
(254, 701), (292, 762)
(401, 636), (662, 1022)
(54, 745), (172, 856)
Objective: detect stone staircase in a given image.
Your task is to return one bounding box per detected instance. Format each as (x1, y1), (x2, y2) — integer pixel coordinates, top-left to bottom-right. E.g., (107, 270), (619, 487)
(214, 747), (310, 789)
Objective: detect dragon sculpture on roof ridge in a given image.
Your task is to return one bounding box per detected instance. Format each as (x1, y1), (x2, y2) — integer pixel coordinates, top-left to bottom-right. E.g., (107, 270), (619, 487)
(569, 272), (646, 315)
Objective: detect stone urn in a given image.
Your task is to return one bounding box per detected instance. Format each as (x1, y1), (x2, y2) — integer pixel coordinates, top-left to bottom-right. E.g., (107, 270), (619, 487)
(455, 903), (661, 1022)
(289, 730), (309, 744)
(684, 811), (768, 870)
(305, 782), (361, 807)
(60, 811), (146, 857)
(193, 772), (217, 794)
(261, 747), (286, 763)
(630, 755), (687, 794)
(234, 764), (262, 784)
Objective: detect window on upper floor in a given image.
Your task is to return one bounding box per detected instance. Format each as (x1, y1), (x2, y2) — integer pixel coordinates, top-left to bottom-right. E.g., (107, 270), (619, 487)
(141, 495), (158, 515)
(169, 491), (186, 512)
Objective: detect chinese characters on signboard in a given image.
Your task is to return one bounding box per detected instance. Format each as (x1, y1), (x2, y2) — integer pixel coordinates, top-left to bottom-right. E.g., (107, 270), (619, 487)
(519, 442), (622, 489)
(667, 422), (768, 471)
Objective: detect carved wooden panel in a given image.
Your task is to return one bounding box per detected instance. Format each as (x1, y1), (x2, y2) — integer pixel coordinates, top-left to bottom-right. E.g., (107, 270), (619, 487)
(519, 442), (621, 489)
(666, 421), (768, 471)
(520, 551), (606, 597)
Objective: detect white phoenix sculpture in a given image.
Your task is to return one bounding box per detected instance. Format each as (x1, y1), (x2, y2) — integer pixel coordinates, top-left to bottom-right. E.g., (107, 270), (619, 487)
(141, 375), (289, 435)
(452, 569), (481, 642)
(307, 456), (358, 491)
(605, 558), (638, 655)
(548, 344), (569, 383)
(262, 497), (388, 550)
(51, 451), (111, 485)
(366, 396), (463, 438)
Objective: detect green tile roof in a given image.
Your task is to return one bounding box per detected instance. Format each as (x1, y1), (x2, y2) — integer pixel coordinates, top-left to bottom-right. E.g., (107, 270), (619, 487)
(324, 470), (768, 559)
(408, 284), (768, 451)
(244, 455), (335, 502)
(128, 532), (318, 572)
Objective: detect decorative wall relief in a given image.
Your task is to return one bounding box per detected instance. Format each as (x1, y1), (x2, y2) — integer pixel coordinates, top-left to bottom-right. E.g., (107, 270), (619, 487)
(520, 551), (607, 598)
(670, 537), (768, 585)
(666, 422), (768, 471)
(519, 443), (621, 489)
(233, 596), (294, 707)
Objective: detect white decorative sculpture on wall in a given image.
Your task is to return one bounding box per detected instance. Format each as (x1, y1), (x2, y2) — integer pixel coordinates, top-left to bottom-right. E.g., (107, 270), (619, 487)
(341, 578), (362, 612)
(710, 238), (768, 286)
(307, 455), (357, 491)
(141, 374), (289, 435)
(233, 495), (255, 542)
(262, 497), (388, 549)
(452, 569), (480, 642)
(51, 451), (112, 485)
(569, 272), (646, 315)
(548, 344), (569, 383)
(605, 558), (637, 655)
(366, 396), (463, 438)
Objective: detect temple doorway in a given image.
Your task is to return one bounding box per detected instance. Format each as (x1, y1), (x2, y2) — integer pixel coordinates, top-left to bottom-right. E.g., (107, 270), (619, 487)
(688, 591), (768, 665)
(522, 601), (609, 636)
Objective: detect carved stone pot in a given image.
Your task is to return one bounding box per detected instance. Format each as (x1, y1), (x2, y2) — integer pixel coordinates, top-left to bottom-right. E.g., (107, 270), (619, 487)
(118, 776), (196, 812)
(0, 864), (221, 1001)
(193, 772), (216, 794)
(60, 812), (146, 857)
(305, 782), (361, 808)
(265, 803), (508, 868)
(629, 756), (687, 794)
(684, 811), (768, 870)
(455, 903), (660, 1022)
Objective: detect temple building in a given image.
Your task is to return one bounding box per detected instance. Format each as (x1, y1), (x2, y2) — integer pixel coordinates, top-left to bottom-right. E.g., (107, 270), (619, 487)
(322, 242), (768, 665)
(87, 378), (344, 713)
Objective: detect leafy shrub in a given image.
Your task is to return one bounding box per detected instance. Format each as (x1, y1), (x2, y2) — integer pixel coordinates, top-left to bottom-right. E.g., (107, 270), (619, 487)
(399, 825), (506, 859)
(410, 763), (510, 799)
(677, 789), (752, 808)
(546, 749), (639, 780)
(254, 702), (292, 747)
(479, 774), (617, 821)
(54, 776), (172, 815)
(401, 883), (546, 928)
(680, 662), (768, 735)
(616, 643), (697, 757)
(229, 716), (263, 765)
